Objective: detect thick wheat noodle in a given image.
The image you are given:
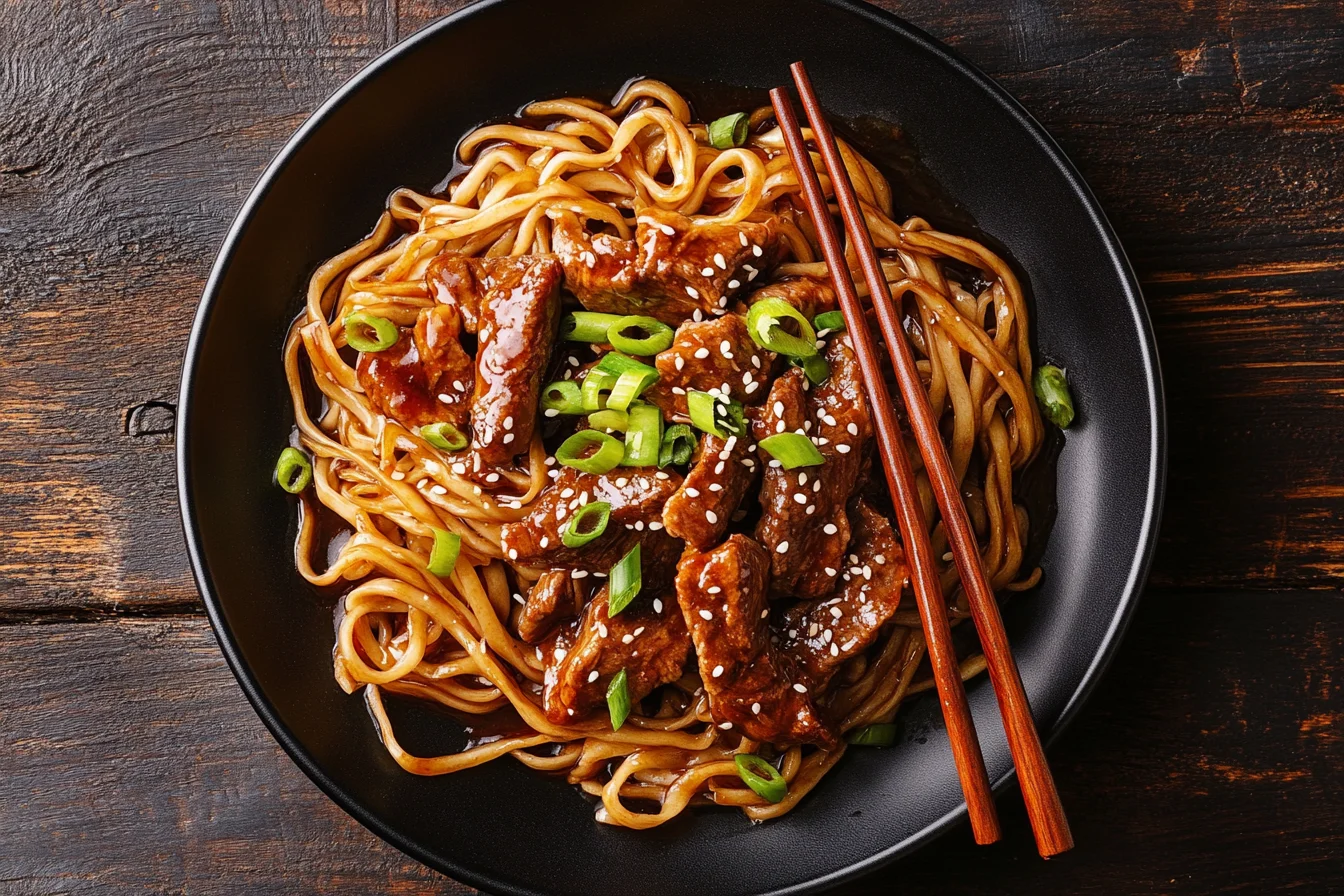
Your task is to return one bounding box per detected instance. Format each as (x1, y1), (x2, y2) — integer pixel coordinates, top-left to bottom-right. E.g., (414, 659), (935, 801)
(282, 80), (1046, 828)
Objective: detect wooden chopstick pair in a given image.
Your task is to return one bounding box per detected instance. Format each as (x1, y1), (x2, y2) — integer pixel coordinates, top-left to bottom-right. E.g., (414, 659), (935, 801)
(770, 62), (1073, 858)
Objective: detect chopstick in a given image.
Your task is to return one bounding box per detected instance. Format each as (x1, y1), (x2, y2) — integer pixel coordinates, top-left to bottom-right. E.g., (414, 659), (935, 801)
(775, 61), (1074, 858)
(769, 88), (1001, 847)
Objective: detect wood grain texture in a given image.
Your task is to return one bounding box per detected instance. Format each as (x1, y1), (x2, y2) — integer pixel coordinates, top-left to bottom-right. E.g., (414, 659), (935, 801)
(1, 592), (1339, 894)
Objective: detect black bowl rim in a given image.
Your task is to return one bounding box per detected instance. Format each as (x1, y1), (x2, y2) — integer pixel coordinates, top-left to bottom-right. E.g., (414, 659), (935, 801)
(176, 0), (1166, 892)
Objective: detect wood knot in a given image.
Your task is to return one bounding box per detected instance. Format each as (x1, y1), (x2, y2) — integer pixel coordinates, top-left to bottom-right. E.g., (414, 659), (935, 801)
(126, 401), (177, 438)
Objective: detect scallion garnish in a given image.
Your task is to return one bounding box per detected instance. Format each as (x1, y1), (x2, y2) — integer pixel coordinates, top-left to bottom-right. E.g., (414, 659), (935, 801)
(746, 298), (818, 358)
(593, 351), (658, 379)
(275, 447), (312, 493)
(561, 311), (623, 343)
(607, 544), (641, 616)
(659, 423), (697, 467)
(1033, 365), (1075, 428)
(541, 381), (584, 415)
(813, 310), (846, 332)
(581, 370), (617, 412)
(607, 668), (631, 730)
(687, 390), (745, 438)
(708, 112), (750, 150)
(561, 501), (611, 548)
(621, 403), (663, 467)
(588, 408), (629, 432)
(343, 311), (399, 352)
(420, 422), (468, 452)
(794, 353), (831, 385)
(426, 528), (461, 577)
(733, 753), (788, 803)
(606, 368), (659, 412)
(607, 315), (675, 356)
(846, 723), (898, 747)
(555, 430), (625, 474)
(758, 432), (826, 469)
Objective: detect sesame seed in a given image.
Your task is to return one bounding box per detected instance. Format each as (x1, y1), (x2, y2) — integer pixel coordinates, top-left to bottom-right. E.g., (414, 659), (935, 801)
(813, 480), (821, 492)
(503, 415), (513, 429)
(503, 433), (515, 444)
(598, 623), (608, 637)
(660, 223), (676, 236)
(686, 286), (700, 299)
(672, 386), (686, 395)
(824, 523), (838, 535)
(694, 347), (710, 359)
(768, 459), (781, 468)
(793, 493), (807, 505)
(846, 422), (859, 436)
(588, 670), (600, 682)
(622, 634), (634, 644)
(752, 244), (762, 257)
(634, 520), (644, 531)
(875, 554), (886, 565)
(508, 548), (518, 559)
(824, 567), (836, 576)
(431, 484), (448, 495)
(561, 488), (574, 498)
(751, 702), (761, 714)
(943, 552), (955, 561)
(714, 252), (727, 269)
(437, 393), (452, 403)
(720, 339), (732, 355)
(739, 232), (748, 246)
(761, 608), (770, 619)
(831, 643), (839, 656)
(709, 483), (723, 492)
(707, 586), (721, 594)
(702, 266), (715, 276)
(452, 462), (467, 474)
(649, 521), (663, 530)
(655, 471), (670, 479)
(653, 598), (663, 613)
(830, 606), (843, 619)
(728, 279), (741, 289)
(805, 505), (815, 515)
(686, 487), (700, 497)
(712, 664), (725, 678)
(555, 648), (567, 660)
(573, 569), (589, 579)
(862, 566), (872, 580)
(693, 309), (703, 322)
(674, 355), (685, 371)
(539, 536), (549, 548)
(706, 510), (719, 524)
(835, 444), (852, 454)
(777, 541), (790, 553)
(793, 683), (808, 693)
(700, 609), (714, 620)
(390, 471), (405, 481)
(544, 408), (559, 418)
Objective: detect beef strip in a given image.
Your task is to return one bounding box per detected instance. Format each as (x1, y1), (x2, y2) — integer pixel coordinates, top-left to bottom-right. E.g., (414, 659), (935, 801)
(747, 275), (838, 321)
(355, 305), (475, 430)
(779, 500), (908, 686)
(662, 432), (758, 550)
(675, 535), (837, 748)
(517, 569), (584, 644)
(425, 253), (563, 471)
(753, 336), (873, 598)
(551, 209), (780, 325)
(542, 585), (690, 724)
(499, 467), (683, 575)
(652, 313), (773, 417)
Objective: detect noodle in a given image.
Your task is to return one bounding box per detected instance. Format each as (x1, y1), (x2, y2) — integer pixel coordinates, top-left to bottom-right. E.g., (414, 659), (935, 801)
(282, 80), (1042, 828)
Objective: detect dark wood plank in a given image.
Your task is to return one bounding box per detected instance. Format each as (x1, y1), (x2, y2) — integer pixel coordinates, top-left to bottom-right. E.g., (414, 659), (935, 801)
(1, 2), (1341, 605)
(1, 591), (1338, 893)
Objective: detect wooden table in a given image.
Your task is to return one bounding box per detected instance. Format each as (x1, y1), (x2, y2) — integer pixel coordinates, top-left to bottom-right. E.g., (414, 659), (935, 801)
(2, 1), (1340, 892)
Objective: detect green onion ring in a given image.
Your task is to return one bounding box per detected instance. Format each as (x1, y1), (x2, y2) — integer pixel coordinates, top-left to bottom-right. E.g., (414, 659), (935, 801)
(561, 501), (612, 548)
(343, 311), (399, 352)
(275, 447), (312, 493)
(555, 430), (625, 474)
(734, 753), (788, 803)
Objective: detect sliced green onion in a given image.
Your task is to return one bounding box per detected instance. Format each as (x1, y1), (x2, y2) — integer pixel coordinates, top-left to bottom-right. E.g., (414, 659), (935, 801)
(555, 430), (625, 474)
(793, 353), (831, 385)
(846, 723), (898, 747)
(708, 112), (750, 150)
(1033, 365), (1075, 428)
(687, 390), (745, 438)
(562, 501), (611, 548)
(621, 403), (663, 467)
(427, 528), (462, 577)
(581, 370), (617, 412)
(607, 544), (641, 616)
(659, 423), (697, 467)
(606, 368), (659, 412)
(541, 381), (584, 415)
(588, 409), (629, 432)
(275, 447), (312, 493)
(343, 311), (398, 352)
(759, 432), (826, 469)
(746, 298), (818, 358)
(607, 668), (631, 730)
(608, 315), (674, 356)
(813, 310), (846, 332)
(420, 422), (468, 452)
(594, 351), (658, 379)
(561, 311), (623, 343)
(734, 753), (788, 803)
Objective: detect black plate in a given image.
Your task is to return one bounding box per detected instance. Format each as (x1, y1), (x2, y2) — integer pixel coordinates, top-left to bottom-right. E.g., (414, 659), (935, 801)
(177, 1), (1165, 893)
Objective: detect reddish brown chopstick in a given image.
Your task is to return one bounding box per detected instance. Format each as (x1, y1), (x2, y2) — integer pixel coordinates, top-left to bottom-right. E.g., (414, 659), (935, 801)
(769, 89), (1002, 847)
(782, 61), (1074, 858)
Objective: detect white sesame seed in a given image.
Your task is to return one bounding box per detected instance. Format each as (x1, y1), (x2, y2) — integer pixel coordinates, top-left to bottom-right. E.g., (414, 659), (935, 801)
(714, 252), (727, 269)
(793, 493), (807, 505)
(706, 510), (719, 524)
(805, 505), (815, 515)
(831, 643), (840, 656)
(712, 664), (725, 678)
(685, 487), (700, 497)
(431, 484), (448, 495)
(649, 521), (663, 530)
(720, 339), (731, 355)
(508, 548), (518, 559)
(775, 420), (786, 433)
(598, 623), (608, 637)
(830, 606), (843, 619)
(621, 634), (634, 644)
(751, 702), (761, 714)
(452, 462), (467, 474)
(824, 523), (838, 535)
(847, 422), (859, 435)
(539, 536), (549, 548)
(943, 552), (955, 561)
(702, 266), (715, 276)
(573, 569), (589, 579)
(503, 415), (514, 429)
(709, 483), (723, 492)
(655, 471), (670, 479)
(700, 609), (714, 620)
(835, 444), (852, 454)
(768, 459), (781, 468)
(634, 520), (644, 531)
(686, 286), (700, 299)
(544, 408), (559, 418)
(674, 355), (685, 371)
(503, 433), (515, 444)
(694, 347), (710, 359)
(390, 470), (405, 481)
(874, 554), (886, 565)
(707, 585), (721, 594)
(437, 393), (452, 403)
(672, 386), (686, 395)
(554, 647), (567, 660)
(728, 279), (741, 289)
(824, 567), (836, 576)
(588, 670), (600, 682)
(752, 244), (762, 257)
(660, 223), (676, 236)
(739, 232), (748, 246)
(793, 683), (808, 693)
(693, 309), (703, 322)
(777, 541), (790, 553)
